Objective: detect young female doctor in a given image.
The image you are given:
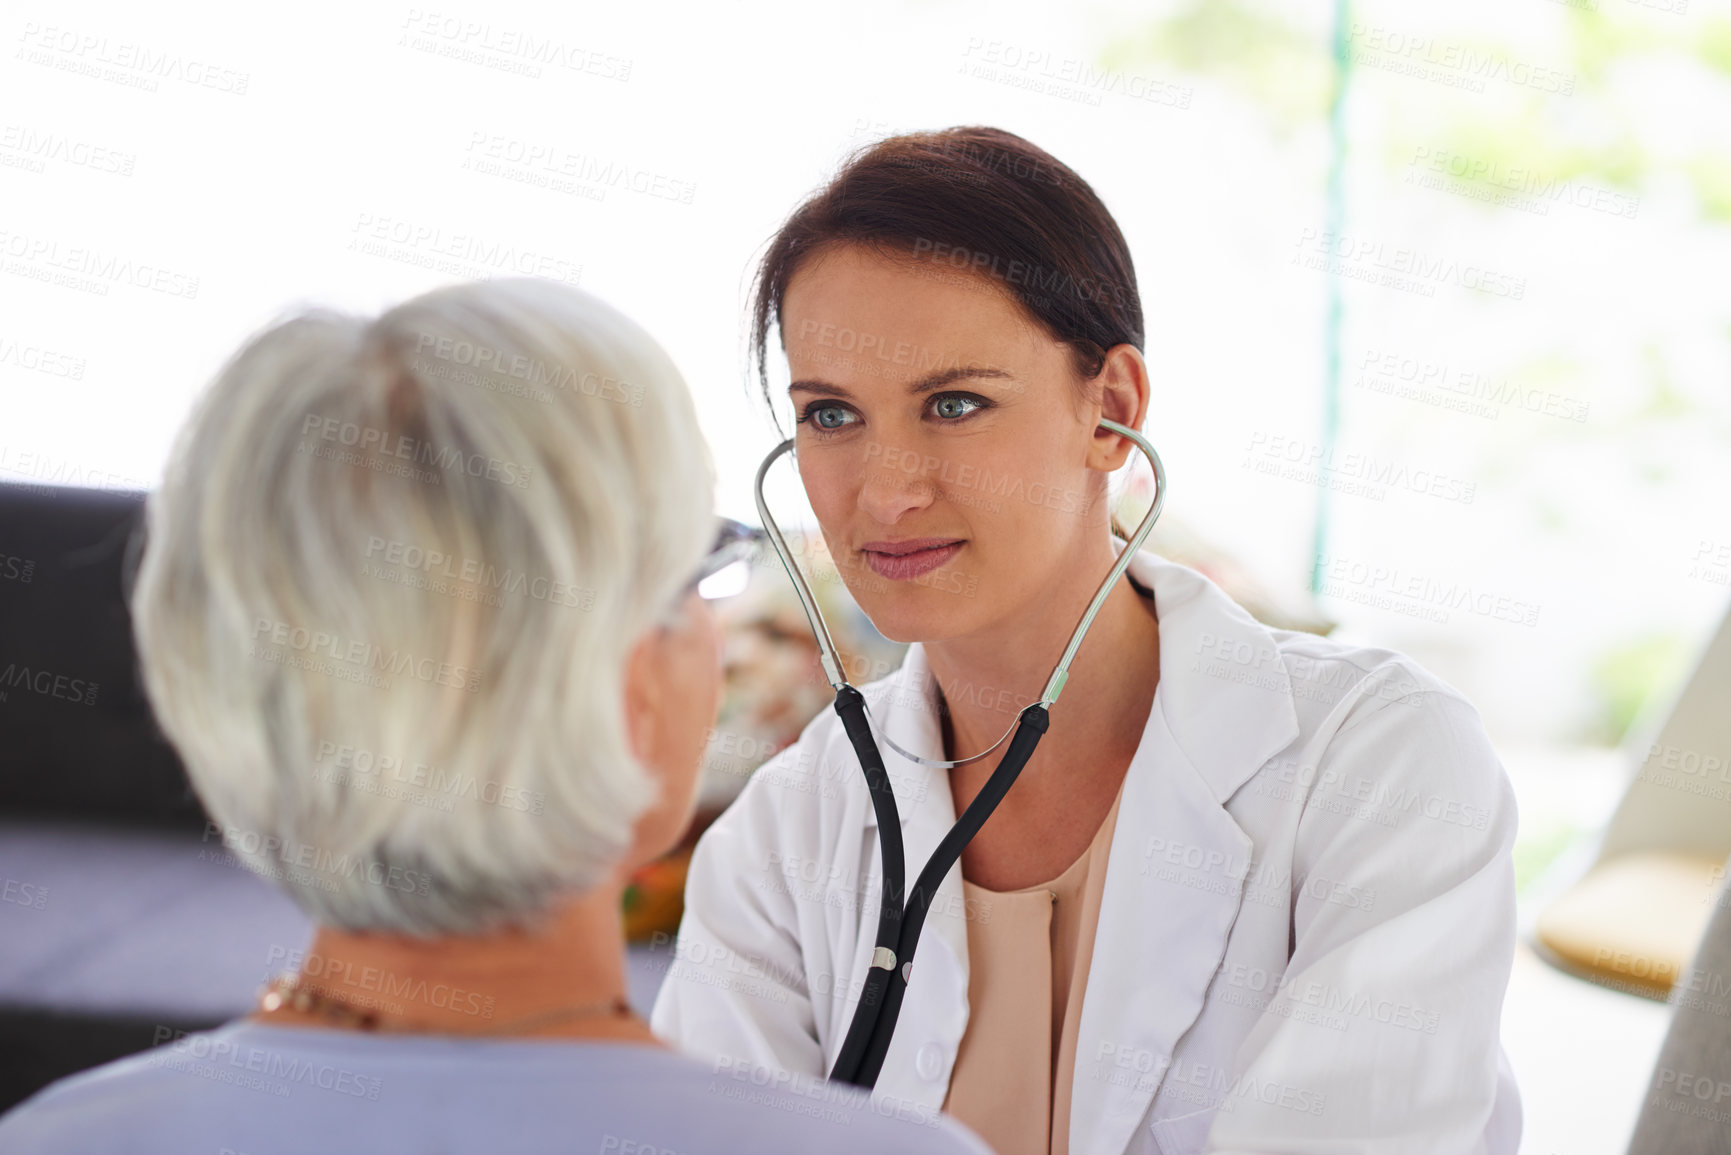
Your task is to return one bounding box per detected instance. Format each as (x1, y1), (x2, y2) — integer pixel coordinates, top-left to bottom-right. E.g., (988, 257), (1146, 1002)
(651, 126), (1522, 1155)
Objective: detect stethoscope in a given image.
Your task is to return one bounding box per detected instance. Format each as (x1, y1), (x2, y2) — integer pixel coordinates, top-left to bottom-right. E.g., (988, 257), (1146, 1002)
(751, 417), (1166, 1090)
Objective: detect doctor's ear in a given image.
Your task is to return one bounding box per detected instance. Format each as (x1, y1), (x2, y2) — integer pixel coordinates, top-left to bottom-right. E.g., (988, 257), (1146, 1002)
(1085, 344), (1151, 474)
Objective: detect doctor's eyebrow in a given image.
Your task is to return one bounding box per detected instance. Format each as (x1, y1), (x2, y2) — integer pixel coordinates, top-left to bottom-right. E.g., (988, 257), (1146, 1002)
(788, 366), (1017, 400)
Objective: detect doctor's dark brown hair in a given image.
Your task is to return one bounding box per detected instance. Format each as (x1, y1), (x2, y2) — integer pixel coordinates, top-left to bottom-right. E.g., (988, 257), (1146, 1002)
(747, 125), (1145, 424)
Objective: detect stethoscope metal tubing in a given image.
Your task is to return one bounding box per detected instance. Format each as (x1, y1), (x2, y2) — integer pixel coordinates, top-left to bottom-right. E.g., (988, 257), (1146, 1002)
(752, 444), (847, 688)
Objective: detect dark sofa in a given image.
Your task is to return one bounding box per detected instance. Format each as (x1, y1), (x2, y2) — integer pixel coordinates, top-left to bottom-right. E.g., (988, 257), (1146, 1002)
(0, 481), (253, 1110)
(0, 480), (672, 1113)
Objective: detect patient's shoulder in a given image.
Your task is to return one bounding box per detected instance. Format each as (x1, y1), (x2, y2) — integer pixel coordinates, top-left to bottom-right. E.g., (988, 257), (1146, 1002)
(0, 1022), (987, 1154)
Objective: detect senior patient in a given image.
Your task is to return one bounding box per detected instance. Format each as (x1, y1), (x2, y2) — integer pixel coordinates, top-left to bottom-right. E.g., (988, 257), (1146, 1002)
(0, 279), (988, 1155)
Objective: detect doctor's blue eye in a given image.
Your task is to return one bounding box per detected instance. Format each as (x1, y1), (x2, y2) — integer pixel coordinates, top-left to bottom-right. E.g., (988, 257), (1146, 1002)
(799, 402), (857, 433)
(932, 393), (987, 420)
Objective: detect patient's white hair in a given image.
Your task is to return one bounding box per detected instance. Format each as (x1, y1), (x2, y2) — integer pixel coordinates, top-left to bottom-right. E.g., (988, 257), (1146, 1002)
(131, 278), (715, 935)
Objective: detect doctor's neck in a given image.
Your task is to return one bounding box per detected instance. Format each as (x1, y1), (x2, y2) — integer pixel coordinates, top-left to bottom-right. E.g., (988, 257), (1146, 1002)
(922, 532), (1160, 771)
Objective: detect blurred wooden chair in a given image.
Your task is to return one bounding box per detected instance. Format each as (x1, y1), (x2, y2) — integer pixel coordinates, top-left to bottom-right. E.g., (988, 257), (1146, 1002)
(1535, 600), (1731, 999)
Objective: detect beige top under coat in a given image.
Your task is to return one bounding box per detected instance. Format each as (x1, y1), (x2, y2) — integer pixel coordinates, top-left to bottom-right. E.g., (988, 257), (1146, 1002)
(942, 778), (1127, 1155)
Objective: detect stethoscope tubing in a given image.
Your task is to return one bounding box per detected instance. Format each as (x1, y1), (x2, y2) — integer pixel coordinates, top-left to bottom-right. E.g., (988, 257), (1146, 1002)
(751, 418), (1165, 1089)
(830, 693), (1051, 1086)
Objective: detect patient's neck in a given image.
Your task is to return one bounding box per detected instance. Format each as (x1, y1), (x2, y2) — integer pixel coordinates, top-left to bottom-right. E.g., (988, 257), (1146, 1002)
(254, 867), (658, 1044)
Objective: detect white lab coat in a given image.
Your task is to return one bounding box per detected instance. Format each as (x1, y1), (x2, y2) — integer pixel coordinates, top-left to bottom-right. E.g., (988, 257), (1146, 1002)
(652, 545), (1522, 1155)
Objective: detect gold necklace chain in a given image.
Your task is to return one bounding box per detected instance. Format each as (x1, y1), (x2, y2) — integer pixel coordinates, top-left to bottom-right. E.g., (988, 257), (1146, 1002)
(257, 973), (635, 1036)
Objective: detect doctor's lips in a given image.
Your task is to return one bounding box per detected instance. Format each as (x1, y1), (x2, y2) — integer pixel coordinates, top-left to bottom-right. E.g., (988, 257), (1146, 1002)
(859, 537), (965, 581)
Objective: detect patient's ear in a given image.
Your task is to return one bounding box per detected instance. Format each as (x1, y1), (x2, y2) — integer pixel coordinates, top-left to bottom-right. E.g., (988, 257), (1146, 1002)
(617, 594), (723, 866)
(618, 630), (672, 873)
(622, 629), (667, 772)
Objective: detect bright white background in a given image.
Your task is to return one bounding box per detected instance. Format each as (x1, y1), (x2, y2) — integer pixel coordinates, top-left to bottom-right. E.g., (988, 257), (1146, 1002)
(4, 0), (1727, 746)
(3, 1), (1727, 1149)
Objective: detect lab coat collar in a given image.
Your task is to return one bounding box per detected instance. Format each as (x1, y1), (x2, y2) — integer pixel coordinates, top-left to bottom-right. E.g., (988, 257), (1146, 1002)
(867, 544), (1302, 819)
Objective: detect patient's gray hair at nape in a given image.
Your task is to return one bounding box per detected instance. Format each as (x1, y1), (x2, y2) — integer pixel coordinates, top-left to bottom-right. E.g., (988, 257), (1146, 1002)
(130, 277), (715, 936)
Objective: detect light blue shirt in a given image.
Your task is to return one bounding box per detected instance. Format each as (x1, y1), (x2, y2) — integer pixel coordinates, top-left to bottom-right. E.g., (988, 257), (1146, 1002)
(0, 1021), (991, 1155)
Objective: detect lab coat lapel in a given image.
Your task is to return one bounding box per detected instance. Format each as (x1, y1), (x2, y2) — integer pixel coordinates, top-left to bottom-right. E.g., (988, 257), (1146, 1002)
(1066, 549), (1301, 1155)
(1067, 704), (1251, 1155)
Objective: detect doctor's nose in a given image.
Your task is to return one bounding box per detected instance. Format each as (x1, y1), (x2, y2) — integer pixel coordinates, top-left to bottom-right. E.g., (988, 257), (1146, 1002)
(857, 452), (936, 525)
